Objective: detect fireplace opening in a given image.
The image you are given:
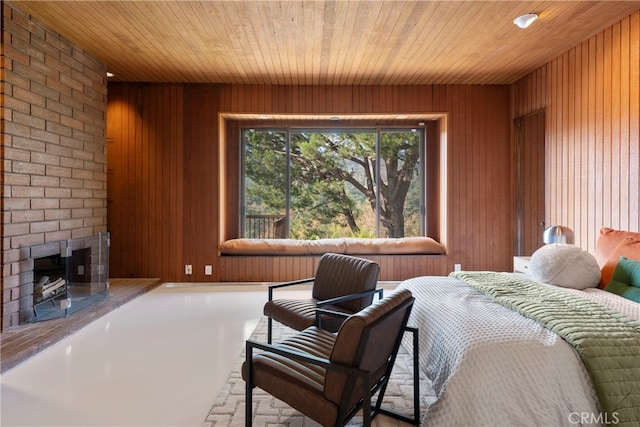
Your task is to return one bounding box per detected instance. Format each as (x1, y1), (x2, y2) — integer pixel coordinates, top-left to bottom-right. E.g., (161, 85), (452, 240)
(33, 254), (68, 312)
(24, 233), (110, 323)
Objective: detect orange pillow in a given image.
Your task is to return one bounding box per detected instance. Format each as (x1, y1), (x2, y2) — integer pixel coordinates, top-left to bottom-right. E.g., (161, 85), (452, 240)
(599, 237), (640, 288)
(594, 227), (640, 267)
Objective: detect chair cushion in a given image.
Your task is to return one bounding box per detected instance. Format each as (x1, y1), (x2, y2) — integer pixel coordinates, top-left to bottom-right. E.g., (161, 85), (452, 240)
(312, 253), (380, 312)
(263, 298), (351, 332)
(325, 289), (414, 406)
(242, 327), (339, 426)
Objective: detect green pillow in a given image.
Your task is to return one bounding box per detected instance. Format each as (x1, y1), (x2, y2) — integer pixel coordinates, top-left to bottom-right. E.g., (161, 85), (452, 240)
(604, 256), (640, 303)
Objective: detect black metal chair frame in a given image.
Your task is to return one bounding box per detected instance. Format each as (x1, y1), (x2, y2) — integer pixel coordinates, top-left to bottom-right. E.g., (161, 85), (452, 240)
(266, 278), (384, 343)
(245, 309), (420, 426)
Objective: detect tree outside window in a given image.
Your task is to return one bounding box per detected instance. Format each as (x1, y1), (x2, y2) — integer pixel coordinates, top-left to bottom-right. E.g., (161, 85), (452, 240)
(242, 127), (424, 239)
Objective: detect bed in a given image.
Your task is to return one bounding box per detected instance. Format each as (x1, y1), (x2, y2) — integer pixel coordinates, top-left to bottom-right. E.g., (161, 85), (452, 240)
(398, 228), (640, 426)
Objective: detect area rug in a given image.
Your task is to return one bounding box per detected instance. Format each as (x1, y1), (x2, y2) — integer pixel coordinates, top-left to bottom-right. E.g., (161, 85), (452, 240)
(202, 317), (436, 426)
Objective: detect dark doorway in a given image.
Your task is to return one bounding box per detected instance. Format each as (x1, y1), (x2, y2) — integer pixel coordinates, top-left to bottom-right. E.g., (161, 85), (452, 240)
(515, 110), (546, 256)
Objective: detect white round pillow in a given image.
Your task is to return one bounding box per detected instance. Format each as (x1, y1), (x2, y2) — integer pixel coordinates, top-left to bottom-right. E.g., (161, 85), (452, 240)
(529, 243), (601, 289)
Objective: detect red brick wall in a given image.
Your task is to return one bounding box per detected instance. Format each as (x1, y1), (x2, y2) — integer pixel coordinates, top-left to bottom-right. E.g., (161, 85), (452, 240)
(1, 3), (108, 330)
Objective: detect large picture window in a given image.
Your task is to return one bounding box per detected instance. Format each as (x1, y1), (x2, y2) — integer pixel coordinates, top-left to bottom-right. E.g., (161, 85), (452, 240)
(242, 127), (426, 239)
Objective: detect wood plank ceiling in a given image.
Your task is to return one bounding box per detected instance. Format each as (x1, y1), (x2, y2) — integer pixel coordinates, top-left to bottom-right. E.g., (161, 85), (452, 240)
(10, 1), (640, 85)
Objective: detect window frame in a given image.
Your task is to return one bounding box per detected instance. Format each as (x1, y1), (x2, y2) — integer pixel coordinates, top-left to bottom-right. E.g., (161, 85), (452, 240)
(239, 124), (428, 239)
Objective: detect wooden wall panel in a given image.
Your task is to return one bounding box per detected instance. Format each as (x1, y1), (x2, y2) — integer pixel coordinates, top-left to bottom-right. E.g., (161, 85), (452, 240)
(511, 10), (640, 253)
(107, 84), (184, 280)
(216, 84), (512, 281)
(108, 83), (512, 282)
(218, 255), (454, 282)
(182, 85), (221, 281)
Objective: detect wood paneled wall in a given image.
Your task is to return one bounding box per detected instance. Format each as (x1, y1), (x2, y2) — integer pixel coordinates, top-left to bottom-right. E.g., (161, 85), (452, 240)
(183, 85), (222, 282)
(107, 84), (513, 282)
(219, 254), (452, 283)
(512, 10), (640, 252)
(107, 84), (185, 279)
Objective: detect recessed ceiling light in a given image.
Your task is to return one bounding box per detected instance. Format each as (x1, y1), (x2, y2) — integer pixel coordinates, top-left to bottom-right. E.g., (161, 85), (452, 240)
(513, 13), (538, 29)
(106, 71), (114, 78)
(256, 115), (272, 120)
(330, 116), (340, 121)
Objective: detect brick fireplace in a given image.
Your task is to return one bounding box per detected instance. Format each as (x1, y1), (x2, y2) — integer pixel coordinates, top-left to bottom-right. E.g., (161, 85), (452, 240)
(21, 233), (109, 324)
(1, 3), (108, 330)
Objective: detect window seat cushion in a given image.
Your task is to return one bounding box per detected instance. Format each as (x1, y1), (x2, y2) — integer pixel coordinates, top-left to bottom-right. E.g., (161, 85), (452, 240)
(218, 237), (445, 256)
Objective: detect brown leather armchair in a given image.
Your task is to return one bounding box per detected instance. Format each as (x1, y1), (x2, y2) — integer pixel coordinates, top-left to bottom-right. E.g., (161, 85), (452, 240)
(243, 288), (418, 426)
(264, 252), (382, 343)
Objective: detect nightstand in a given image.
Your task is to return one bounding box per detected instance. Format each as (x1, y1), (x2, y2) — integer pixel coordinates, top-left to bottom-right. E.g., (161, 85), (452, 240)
(513, 256), (531, 274)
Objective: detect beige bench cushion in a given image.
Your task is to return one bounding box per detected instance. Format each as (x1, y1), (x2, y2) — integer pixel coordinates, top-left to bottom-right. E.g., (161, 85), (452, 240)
(219, 237), (445, 255)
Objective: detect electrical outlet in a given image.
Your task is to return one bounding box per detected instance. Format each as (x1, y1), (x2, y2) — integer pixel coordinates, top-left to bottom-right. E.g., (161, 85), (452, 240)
(205, 265), (212, 275)
(185, 264), (192, 275)
(454, 263), (462, 272)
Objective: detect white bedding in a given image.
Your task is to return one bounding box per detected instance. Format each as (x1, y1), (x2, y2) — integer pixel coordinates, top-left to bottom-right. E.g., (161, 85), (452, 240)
(398, 275), (640, 427)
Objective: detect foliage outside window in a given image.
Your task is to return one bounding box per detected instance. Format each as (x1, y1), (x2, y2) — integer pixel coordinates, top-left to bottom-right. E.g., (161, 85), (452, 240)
(242, 127), (425, 239)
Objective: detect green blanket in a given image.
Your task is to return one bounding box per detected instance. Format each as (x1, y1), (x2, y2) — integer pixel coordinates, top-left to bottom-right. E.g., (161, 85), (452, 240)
(451, 271), (640, 426)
